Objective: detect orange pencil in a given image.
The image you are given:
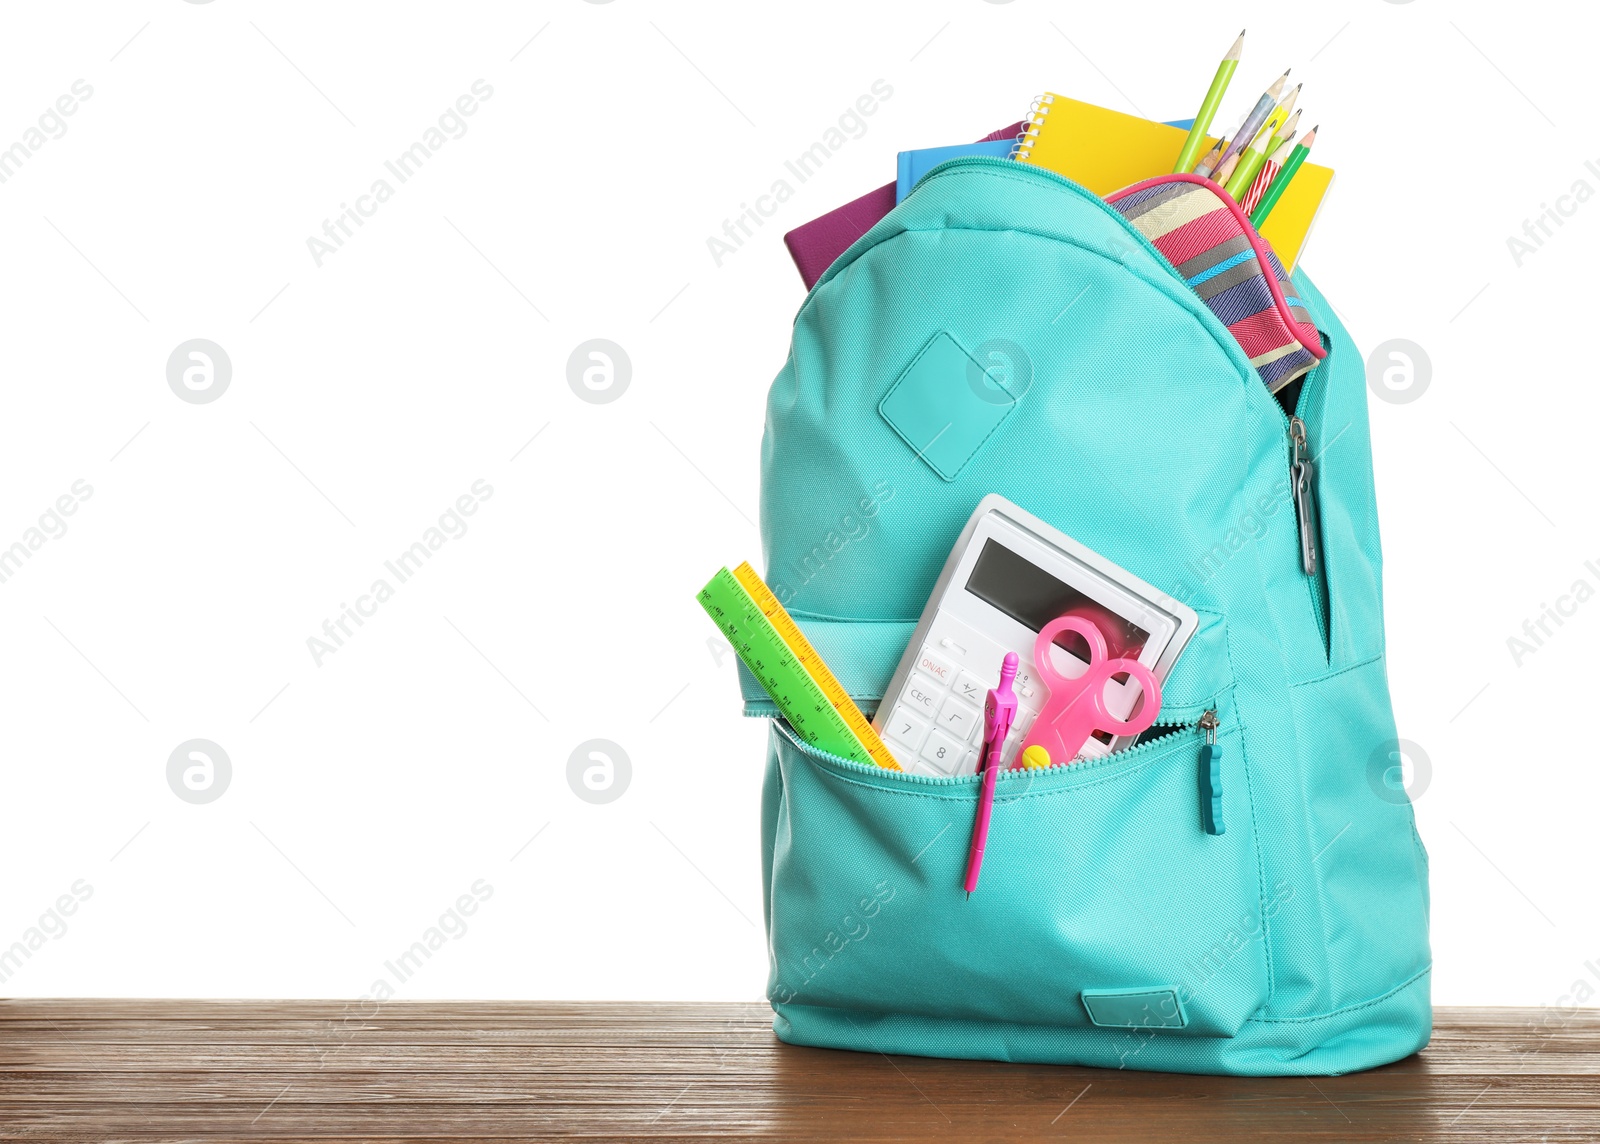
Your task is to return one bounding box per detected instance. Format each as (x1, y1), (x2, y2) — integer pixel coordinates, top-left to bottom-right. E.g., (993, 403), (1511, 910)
(1211, 150), (1242, 186)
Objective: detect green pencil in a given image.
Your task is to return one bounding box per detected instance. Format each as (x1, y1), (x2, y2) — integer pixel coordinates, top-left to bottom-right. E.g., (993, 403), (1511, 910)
(1173, 30), (1244, 174)
(1249, 126), (1318, 227)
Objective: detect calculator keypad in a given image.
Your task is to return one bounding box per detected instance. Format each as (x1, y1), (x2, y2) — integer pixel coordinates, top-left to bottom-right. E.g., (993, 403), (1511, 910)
(903, 673), (942, 718)
(915, 648), (957, 685)
(952, 670), (988, 706)
(919, 729), (969, 775)
(935, 696), (977, 742)
(883, 641), (1039, 775)
(885, 706), (929, 754)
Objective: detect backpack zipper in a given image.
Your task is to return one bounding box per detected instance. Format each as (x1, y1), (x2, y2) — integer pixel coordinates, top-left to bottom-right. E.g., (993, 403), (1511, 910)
(1197, 709), (1223, 836)
(1289, 415), (1319, 578)
(1289, 392), (1331, 655)
(779, 709), (1215, 784)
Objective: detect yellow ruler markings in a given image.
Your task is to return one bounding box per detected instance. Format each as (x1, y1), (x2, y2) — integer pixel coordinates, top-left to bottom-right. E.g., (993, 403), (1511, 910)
(730, 562), (900, 771)
(697, 565), (898, 770)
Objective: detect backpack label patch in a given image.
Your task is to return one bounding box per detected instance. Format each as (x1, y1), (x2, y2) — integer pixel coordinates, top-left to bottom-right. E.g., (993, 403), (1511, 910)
(878, 331), (1017, 482)
(1081, 987), (1188, 1030)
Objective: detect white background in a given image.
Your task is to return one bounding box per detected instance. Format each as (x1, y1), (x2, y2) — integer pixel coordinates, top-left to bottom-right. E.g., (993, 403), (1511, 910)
(1, 0), (1594, 1011)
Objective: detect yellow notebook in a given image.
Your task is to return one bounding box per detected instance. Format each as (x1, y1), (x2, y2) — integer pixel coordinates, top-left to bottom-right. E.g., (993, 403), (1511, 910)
(1014, 95), (1332, 273)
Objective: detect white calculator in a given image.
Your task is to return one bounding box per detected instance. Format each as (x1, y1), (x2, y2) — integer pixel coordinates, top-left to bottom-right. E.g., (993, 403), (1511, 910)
(873, 495), (1198, 777)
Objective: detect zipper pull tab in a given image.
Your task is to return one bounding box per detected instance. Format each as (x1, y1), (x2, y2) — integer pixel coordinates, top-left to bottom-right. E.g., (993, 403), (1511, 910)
(1198, 710), (1224, 836)
(1289, 416), (1319, 578)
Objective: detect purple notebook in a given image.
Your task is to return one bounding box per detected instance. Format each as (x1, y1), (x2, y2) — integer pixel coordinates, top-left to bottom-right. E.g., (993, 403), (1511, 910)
(782, 121), (1025, 290)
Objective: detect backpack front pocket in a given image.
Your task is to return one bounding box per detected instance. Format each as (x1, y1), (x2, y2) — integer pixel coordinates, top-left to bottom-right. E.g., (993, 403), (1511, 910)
(764, 718), (1276, 1039)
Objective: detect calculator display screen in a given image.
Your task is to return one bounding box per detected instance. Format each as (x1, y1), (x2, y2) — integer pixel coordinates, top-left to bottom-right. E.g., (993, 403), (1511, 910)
(964, 539), (1151, 661)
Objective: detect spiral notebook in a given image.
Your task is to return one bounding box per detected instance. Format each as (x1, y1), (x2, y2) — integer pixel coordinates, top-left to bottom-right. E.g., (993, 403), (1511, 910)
(1015, 95), (1332, 271)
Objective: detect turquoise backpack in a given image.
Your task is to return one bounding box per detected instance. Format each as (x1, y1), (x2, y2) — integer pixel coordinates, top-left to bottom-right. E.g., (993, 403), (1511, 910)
(748, 157), (1431, 1076)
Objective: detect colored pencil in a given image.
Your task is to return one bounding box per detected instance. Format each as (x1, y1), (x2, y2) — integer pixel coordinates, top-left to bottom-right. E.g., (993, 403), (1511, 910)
(1224, 123), (1274, 200)
(1174, 30), (1245, 174)
(1194, 138), (1227, 179)
(1250, 126), (1318, 227)
(1214, 69), (1290, 173)
(1225, 84), (1300, 200)
(1276, 83), (1302, 122)
(1241, 138), (1294, 215)
(1274, 108), (1302, 150)
(1212, 150), (1242, 186)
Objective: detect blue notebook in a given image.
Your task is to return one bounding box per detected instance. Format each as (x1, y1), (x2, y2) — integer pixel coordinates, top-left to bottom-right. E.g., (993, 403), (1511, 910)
(895, 139), (1015, 203)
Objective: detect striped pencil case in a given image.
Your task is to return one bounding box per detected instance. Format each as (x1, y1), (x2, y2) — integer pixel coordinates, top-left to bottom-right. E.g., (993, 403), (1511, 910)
(1106, 173), (1325, 393)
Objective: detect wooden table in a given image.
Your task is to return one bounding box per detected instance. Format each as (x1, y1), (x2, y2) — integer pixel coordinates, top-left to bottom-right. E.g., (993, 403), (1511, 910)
(2, 1001), (1595, 1140)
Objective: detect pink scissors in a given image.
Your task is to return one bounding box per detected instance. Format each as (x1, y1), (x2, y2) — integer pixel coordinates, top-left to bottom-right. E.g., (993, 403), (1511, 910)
(1017, 615), (1161, 766)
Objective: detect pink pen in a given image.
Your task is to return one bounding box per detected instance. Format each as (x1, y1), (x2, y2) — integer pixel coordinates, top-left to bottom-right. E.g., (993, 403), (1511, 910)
(964, 653), (1018, 897)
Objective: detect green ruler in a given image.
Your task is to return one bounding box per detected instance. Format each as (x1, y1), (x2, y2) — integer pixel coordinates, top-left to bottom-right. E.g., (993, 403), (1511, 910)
(697, 566), (883, 767)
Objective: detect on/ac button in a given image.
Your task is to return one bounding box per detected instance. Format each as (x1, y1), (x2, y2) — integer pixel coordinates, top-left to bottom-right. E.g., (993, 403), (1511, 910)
(917, 647), (956, 683)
